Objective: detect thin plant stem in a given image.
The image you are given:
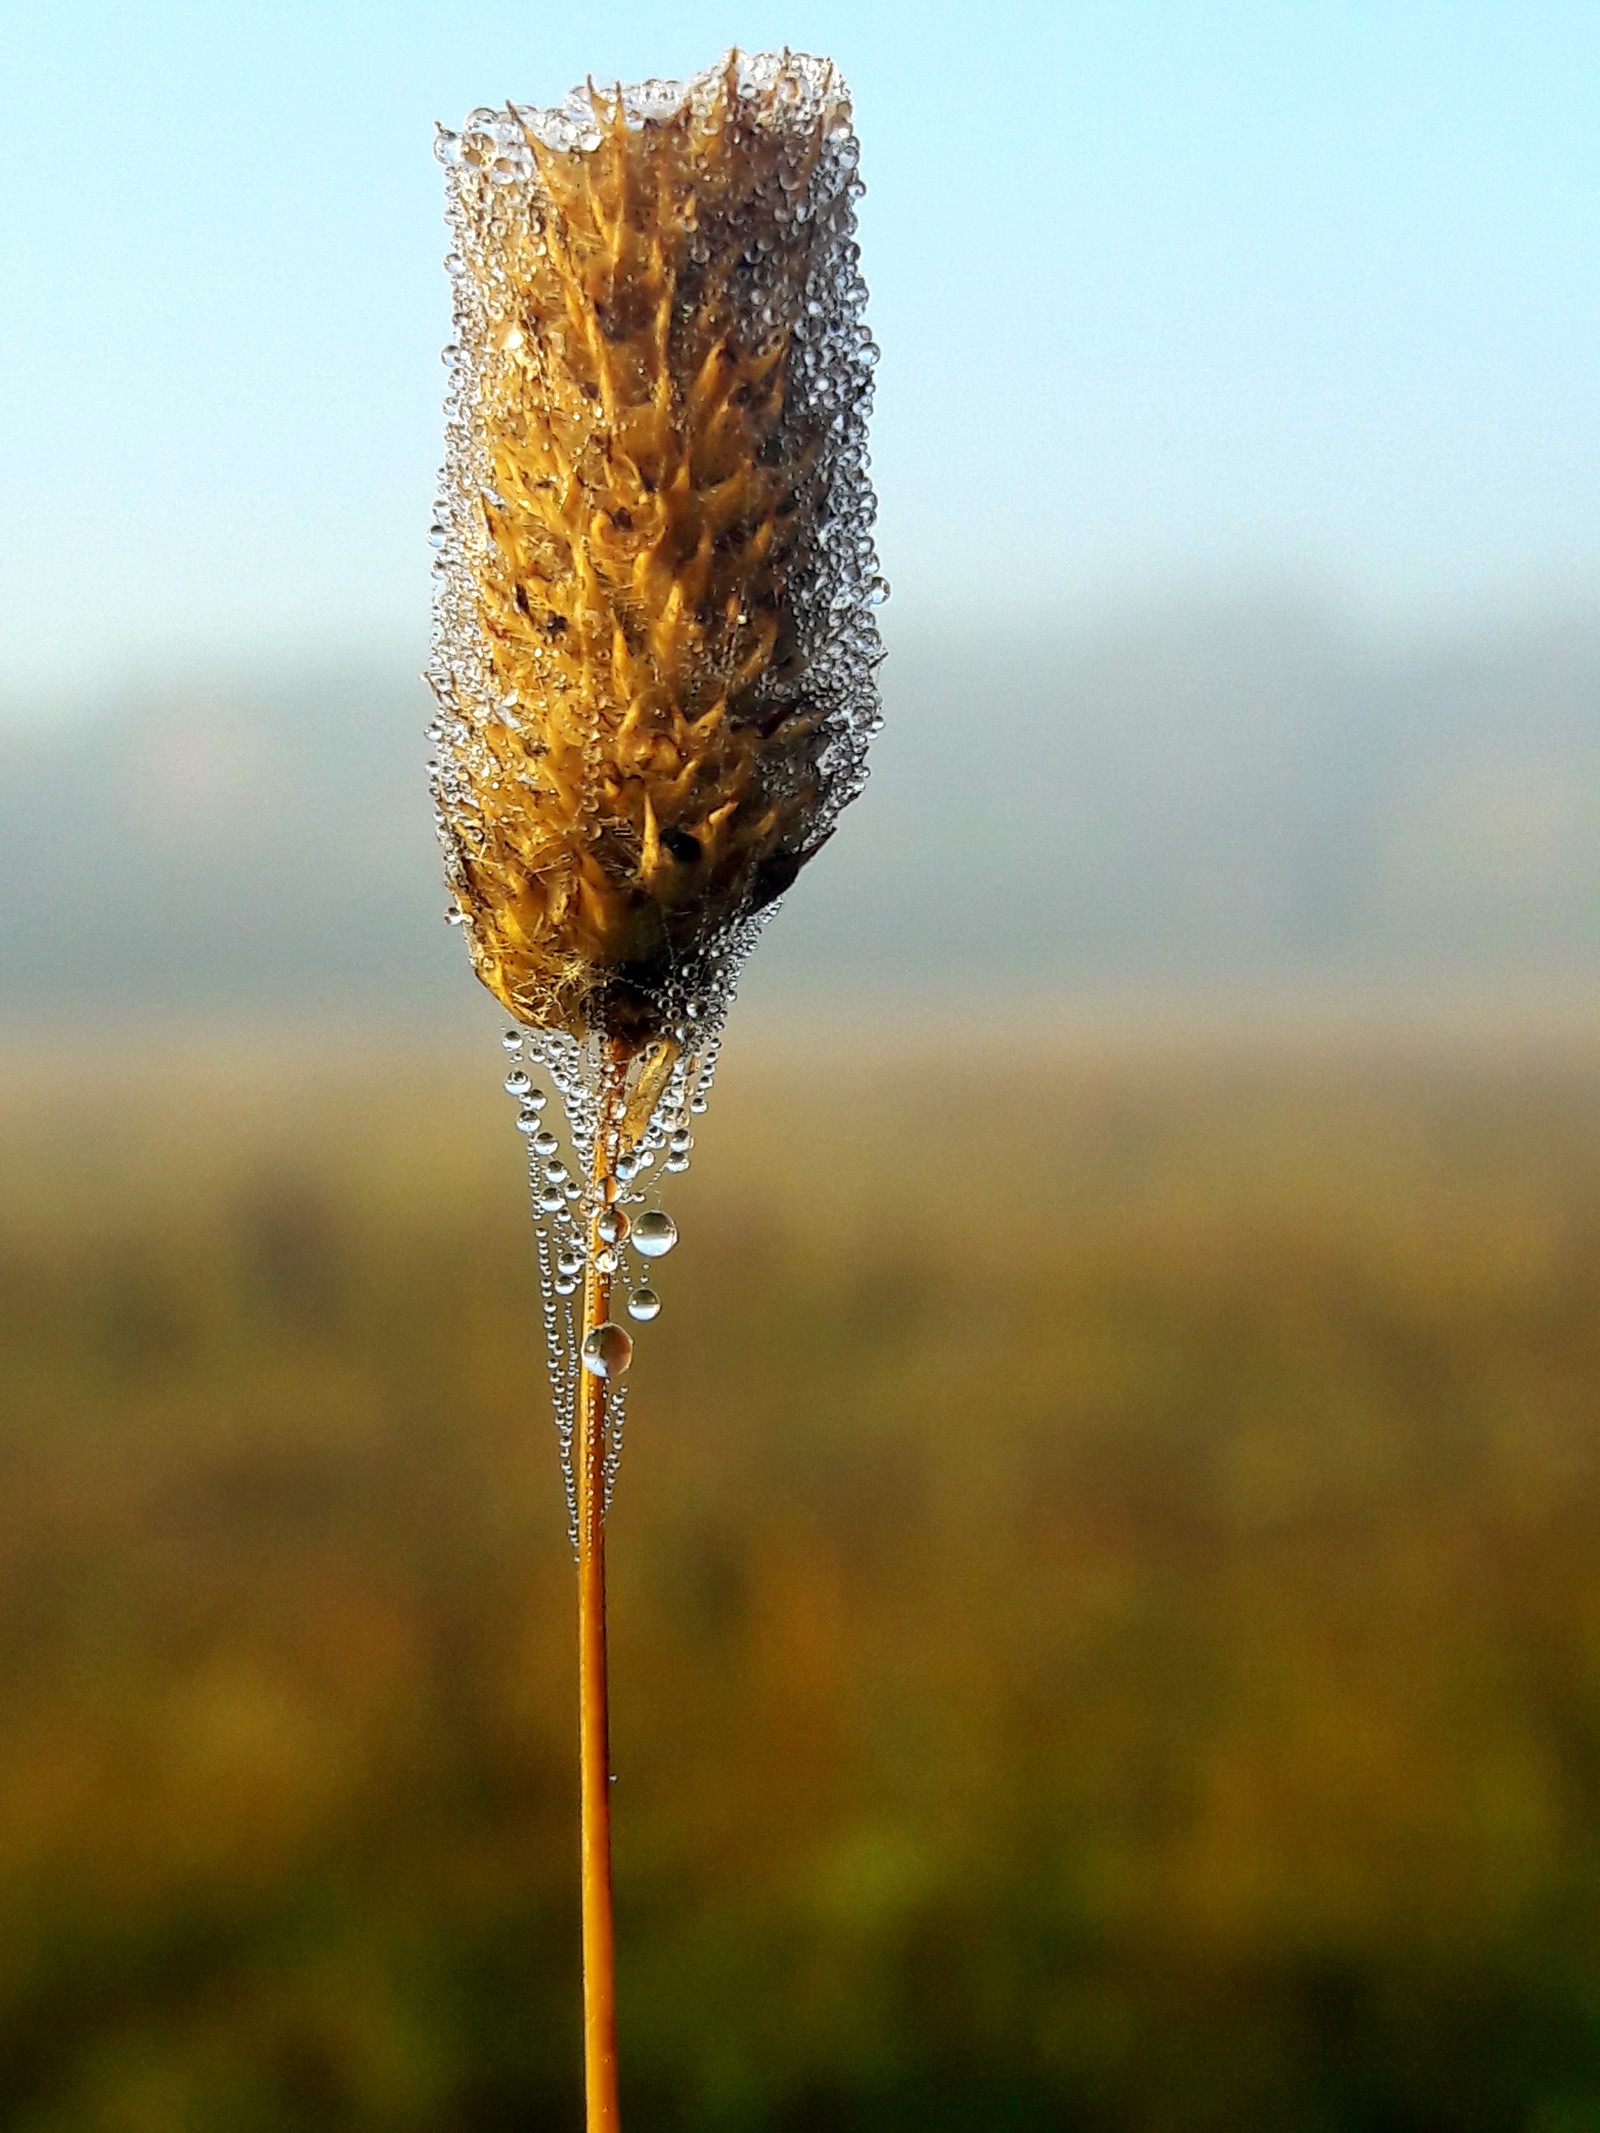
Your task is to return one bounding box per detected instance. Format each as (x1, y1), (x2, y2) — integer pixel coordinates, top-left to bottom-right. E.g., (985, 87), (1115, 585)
(577, 1067), (622, 2133)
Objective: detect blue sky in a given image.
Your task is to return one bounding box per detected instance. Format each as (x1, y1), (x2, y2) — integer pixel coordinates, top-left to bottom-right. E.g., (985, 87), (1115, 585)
(5, 0), (1598, 703)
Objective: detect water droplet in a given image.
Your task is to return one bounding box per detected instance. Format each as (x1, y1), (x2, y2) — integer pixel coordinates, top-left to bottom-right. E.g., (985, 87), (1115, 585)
(669, 1129), (692, 1154)
(539, 1186), (564, 1213)
(595, 1246), (619, 1275)
(555, 1276), (577, 1297)
(515, 1111), (541, 1135)
(505, 1070), (531, 1096)
(532, 1128), (559, 1157)
(690, 1097), (709, 1115)
(597, 1205), (630, 1246)
(665, 1154), (690, 1174)
(581, 1323), (634, 1379)
(545, 1161), (568, 1185)
(627, 1287), (661, 1322)
(445, 907), (467, 925)
(501, 1030), (524, 1052)
(615, 1154), (638, 1182)
(633, 1211), (678, 1259)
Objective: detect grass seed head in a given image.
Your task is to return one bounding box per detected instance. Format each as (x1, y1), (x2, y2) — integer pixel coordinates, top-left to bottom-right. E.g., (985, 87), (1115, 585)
(429, 52), (884, 1048)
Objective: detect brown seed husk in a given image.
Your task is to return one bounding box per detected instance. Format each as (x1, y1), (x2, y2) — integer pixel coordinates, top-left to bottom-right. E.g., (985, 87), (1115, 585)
(430, 54), (880, 1048)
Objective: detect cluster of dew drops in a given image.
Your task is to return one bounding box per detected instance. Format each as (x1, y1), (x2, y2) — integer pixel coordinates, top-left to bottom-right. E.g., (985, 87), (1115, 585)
(499, 1022), (717, 1528)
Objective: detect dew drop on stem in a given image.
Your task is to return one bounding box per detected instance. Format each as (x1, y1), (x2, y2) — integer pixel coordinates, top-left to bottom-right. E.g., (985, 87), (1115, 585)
(582, 1323), (633, 1379)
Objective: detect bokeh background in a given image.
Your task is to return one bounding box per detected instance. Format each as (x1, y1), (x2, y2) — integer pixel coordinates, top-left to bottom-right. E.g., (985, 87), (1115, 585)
(6, 2), (1600, 2125)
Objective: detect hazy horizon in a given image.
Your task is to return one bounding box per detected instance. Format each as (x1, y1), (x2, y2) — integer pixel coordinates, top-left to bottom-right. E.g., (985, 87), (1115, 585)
(4, 584), (1597, 1024)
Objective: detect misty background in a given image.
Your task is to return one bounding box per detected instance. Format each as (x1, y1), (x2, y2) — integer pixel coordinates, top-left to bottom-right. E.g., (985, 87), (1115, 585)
(4, 590), (1598, 1017)
(6, 1), (1600, 1030)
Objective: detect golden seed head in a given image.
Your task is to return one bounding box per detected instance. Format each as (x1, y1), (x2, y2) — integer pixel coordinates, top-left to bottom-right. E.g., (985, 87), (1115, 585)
(428, 51), (884, 1047)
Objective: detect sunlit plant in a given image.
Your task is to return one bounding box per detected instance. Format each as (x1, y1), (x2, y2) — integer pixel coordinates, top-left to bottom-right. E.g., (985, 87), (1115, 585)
(427, 50), (883, 2128)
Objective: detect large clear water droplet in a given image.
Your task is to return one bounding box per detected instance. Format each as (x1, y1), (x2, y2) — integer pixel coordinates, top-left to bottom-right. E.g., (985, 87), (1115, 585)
(582, 1323), (634, 1379)
(597, 1205), (630, 1246)
(627, 1287), (661, 1322)
(501, 1030), (524, 1052)
(633, 1211), (678, 1259)
(532, 1128), (559, 1157)
(505, 1070), (531, 1096)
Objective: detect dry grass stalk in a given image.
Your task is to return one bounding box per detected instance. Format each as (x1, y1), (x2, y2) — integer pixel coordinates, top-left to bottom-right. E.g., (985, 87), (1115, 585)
(429, 50), (882, 2132)
(575, 1063), (623, 2128)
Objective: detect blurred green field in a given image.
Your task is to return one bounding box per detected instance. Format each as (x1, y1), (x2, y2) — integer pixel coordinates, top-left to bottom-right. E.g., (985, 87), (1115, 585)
(6, 1013), (1600, 2131)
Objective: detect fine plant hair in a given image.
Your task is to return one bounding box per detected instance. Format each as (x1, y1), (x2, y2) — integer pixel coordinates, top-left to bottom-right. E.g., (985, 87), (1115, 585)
(427, 50), (883, 2133)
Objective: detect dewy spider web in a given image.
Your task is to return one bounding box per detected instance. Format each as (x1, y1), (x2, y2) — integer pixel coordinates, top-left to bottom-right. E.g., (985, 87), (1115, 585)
(495, 1012), (730, 1539)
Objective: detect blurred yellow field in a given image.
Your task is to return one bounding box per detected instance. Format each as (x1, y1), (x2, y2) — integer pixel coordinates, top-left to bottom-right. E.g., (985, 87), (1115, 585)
(4, 1014), (1600, 2128)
